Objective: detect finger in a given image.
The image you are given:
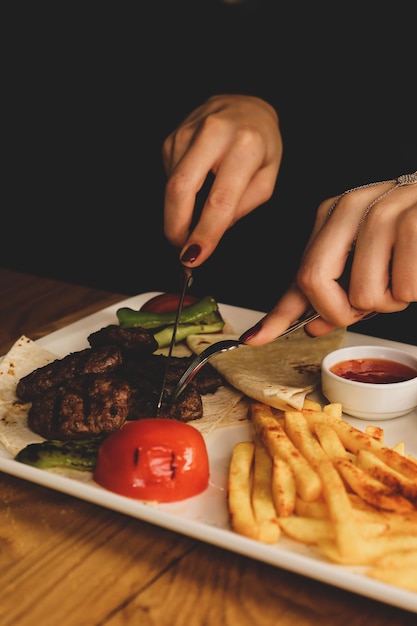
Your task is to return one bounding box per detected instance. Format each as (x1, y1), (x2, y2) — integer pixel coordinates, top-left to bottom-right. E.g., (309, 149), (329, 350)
(239, 284), (311, 346)
(163, 128), (232, 247)
(297, 183), (397, 325)
(392, 203), (417, 302)
(351, 188), (417, 310)
(183, 165), (279, 266)
(178, 133), (279, 266)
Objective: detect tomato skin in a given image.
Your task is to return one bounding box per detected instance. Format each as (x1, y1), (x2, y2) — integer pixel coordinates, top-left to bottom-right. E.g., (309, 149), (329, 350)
(93, 419), (209, 502)
(140, 293), (198, 314)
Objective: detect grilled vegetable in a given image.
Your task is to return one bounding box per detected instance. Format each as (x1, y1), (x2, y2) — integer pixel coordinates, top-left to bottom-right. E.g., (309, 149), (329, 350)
(116, 295), (225, 348)
(15, 438), (105, 471)
(117, 295), (221, 329)
(94, 419), (209, 501)
(140, 293), (198, 313)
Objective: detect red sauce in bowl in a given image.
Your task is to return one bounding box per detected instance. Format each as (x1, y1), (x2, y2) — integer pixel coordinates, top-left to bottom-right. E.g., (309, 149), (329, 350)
(330, 358), (417, 384)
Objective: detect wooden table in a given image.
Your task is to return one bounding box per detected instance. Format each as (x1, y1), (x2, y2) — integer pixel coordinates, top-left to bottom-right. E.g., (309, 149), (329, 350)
(0, 268), (415, 626)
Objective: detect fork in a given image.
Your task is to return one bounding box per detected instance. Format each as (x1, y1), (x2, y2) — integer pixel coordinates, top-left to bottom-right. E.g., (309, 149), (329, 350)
(171, 308), (320, 402)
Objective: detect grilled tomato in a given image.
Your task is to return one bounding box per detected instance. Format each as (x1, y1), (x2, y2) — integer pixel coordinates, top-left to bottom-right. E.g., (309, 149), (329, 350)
(140, 293), (198, 313)
(93, 419), (209, 502)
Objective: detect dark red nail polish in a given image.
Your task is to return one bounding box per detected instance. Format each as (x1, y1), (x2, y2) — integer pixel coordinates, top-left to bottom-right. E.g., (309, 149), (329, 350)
(239, 321), (263, 343)
(181, 244), (201, 264)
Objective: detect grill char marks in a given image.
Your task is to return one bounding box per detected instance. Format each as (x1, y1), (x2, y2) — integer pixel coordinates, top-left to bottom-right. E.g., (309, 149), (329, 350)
(28, 376), (131, 439)
(16, 345), (123, 402)
(87, 324), (158, 354)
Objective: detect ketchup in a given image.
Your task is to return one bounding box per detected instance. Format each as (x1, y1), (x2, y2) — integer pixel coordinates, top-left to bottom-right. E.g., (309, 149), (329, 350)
(330, 358), (417, 384)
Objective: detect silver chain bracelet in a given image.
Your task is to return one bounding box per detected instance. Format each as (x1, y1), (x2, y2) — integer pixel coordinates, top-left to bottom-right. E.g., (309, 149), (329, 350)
(327, 170), (417, 242)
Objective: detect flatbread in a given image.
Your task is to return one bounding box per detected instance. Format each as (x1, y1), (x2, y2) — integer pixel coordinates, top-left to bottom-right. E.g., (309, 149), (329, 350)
(0, 336), (58, 455)
(187, 327), (347, 412)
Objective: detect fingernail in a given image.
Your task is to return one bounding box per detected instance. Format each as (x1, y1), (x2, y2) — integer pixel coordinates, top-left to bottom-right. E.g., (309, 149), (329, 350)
(181, 244), (201, 264)
(239, 321), (263, 343)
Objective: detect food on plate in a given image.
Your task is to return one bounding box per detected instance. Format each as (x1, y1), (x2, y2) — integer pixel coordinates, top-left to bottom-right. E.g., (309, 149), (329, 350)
(187, 326), (346, 412)
(0, 334), (244, 459)
(330, 357), (417, 384)
(139, 292), (198, 313)
(93, 418), (209, 502)
(0, 336), (57, 455)
(251, 403), (322, 502)
(15, 437), (104, 471)
(227, 398), (417, 593)
(366, 550), (417, 592)
(117, 294), (225, 348)
(15, 325), (226, 440)
(0, 335), (57, 403)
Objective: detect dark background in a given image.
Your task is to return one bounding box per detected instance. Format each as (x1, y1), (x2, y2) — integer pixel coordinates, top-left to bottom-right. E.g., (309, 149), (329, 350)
(4, 1), (416, 343)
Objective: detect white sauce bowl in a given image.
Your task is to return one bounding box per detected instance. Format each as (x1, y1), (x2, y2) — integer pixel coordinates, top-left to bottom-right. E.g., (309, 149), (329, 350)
(321, 345), (417, 420)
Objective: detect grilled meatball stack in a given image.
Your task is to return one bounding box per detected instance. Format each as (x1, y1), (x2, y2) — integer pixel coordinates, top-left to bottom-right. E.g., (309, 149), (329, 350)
(16, 325), (224, 440)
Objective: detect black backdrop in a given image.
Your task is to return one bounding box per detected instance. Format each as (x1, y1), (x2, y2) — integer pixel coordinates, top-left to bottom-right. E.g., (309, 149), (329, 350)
(4, 1), (416, 343)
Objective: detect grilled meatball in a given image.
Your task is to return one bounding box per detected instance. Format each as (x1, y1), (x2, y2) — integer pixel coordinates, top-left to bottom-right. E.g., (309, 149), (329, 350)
(18, 324), (225, 439)
(16, 345), (123, 402)
(87, 325), (158, 355)
(127, 383), (203, 422)
(28, 375), (131, 439)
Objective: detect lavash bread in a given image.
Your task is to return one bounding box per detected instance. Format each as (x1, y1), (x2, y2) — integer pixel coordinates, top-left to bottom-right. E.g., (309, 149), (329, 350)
(187, 327), (347, 412)
(0, 336), (57, 455)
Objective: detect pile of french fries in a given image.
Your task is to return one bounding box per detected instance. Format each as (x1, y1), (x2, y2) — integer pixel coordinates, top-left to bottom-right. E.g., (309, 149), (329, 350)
(228, 399), (417, 593)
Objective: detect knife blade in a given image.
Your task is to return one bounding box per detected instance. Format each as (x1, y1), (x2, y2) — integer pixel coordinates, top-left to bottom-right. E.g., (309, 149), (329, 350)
(156, 265), (193, 413)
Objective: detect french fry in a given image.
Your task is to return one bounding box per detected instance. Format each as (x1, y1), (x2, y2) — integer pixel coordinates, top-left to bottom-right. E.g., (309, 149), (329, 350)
(367, 566), (417, 593)
(295, 497), (328, 519)
(271, 456), (296, 517)
(228, 398), (417, 593)
(365, 424), (384, 443)
(315, 459), (360, 560)
(369, 549), (417, 568)
(301, 398), (322, 412)
(314, 421), (350, 461)
(392, 440), (405, 455)
(349, 493), (417, 531)
(284, 411), (328, 468)
(228, 441), (259, 539)
(330, 419), (417, 482)
(366, 551), (417, 592)
(281, 516), (386, 545)
(356, 448), (417, 501)
(306, 410), (417, 479)
(251, 443), (281, 543)
(278, 516), (333, 544)
(319, 534), (417, 566)
(334, 457), (415, 513)
(250, 403), (321, 502)
(322, 402), (343, 419)
(228, 441), (280, 544)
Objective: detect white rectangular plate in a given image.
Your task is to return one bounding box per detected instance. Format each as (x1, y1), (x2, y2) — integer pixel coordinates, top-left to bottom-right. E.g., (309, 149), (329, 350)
(1, 293), (416, 613)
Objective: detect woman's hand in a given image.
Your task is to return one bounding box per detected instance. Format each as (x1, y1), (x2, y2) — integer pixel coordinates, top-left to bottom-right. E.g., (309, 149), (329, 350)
(162, 94), (283, 266)
(240, 175), (417, 345)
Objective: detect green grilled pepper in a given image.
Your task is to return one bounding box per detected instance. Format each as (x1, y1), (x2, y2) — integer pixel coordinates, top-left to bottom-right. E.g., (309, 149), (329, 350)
(116, 295), (220, 329)
(153, 318), (224, 348)
(116, 295), (225, 348)
(15, 438), (105, 471)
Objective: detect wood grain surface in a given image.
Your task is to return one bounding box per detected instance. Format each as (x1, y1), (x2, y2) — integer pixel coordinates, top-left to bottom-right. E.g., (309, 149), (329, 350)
(0, 268), (415, 626)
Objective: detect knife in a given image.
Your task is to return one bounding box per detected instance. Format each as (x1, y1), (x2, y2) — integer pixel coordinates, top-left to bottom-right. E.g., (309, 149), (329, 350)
(156, 265), (193, 413)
